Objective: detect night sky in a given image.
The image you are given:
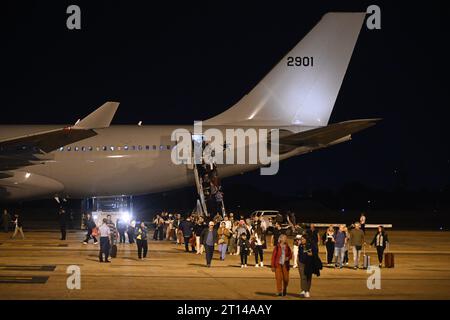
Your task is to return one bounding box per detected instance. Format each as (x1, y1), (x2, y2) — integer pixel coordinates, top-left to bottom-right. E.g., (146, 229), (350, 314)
(1, 1), (448, 196)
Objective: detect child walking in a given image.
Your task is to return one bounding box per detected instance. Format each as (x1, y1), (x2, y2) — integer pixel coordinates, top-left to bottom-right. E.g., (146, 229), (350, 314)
(238, 233), (250, 268)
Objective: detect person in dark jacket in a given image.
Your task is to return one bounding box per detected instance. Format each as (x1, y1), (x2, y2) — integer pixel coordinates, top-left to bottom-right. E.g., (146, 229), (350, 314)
(298, 234), (322, 298)
(275, 213), (284, 225)
(127, 221), (135, 244)
(179, 217), (194, 252)
(194, 218), (207, 254)
(200, 221), (218, 267)
(272, 223), (283, 246)
(173, 214), (183, 245)
(116, 219), (127, 244)
(322, 225), (335, 265)
(58, 207), (67, 240)
(238, 233), (250, 267)
(371, 226), (389, 267)
(158, 216), (165, 240)
(306, 224), (320, 247)
(106, 215), (118, 257)
(135, 222), (149, 260)
(349, 222), (365, 269)
(83, 213), (97, 244)
(153, 215), (160, 240)
(252, 226), (265, 267)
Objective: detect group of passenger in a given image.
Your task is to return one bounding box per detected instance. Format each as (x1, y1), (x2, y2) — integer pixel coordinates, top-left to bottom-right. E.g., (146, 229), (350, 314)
(152, 211), (180, 241)
(5, 206), (388, 298)
(82, 213), (138, 245)
(173, 212), (271, 267)
(81, 213), (149, 263)
(80, 208), (326, 298)
(271, 232), (323, 297)
(319, 213), (389, 269)
(160, 211), (316, 297)
(271, 214), (389, 297)
(168, 210), (390, 298)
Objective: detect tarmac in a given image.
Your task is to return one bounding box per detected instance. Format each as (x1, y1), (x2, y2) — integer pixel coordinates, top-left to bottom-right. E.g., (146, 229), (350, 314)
(0, 229), (449, 300)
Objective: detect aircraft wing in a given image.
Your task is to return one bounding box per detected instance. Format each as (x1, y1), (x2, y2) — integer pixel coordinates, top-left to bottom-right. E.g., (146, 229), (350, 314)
(280, 118), (381, 148)
(0, 101), (119, 171)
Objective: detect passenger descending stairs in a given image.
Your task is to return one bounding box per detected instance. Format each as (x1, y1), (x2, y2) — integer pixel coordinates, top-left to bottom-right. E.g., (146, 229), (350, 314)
(193, 163), (226, 217)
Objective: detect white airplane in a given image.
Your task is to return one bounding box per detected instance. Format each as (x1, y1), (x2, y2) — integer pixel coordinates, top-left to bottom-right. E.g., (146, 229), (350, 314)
(0, 12), (379, 202)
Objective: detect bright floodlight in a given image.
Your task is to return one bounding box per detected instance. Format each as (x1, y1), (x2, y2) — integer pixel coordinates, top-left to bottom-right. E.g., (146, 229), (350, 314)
(121, 211), (131, 223)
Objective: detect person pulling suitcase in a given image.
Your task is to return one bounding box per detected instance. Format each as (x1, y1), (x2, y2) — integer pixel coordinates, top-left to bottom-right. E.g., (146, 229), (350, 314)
(371, 226), (390, 268)
(106, 215), (118, 258)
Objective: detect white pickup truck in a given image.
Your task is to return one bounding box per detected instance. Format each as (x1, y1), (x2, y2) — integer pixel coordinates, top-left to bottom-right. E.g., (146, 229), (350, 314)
(250, 210), (294, 235)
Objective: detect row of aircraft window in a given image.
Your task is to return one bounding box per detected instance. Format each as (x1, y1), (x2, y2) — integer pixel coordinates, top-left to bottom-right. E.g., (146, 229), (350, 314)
(58, 144), (174, 152)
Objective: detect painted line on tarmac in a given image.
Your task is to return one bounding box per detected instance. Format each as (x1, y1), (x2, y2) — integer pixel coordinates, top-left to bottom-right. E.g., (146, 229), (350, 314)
(0, 265), (56, 271)
(0, 276), (49, 284)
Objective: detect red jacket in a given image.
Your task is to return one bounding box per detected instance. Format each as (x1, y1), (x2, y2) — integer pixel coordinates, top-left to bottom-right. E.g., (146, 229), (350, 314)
(271, 243), (292, 269)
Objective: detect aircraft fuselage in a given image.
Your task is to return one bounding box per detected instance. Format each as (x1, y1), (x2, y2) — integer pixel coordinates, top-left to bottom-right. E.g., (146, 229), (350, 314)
(0, 125), (306, 200)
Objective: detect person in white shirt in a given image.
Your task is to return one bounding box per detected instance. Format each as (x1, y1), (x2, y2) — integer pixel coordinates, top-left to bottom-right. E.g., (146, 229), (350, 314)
(360, 213), (366, 233)
(260, 218), (267, 233)
(203, 142), (215, 170)
(223, 215), (232, 230)
(292, 235), (301, 268)
(98, 218), (111, 263)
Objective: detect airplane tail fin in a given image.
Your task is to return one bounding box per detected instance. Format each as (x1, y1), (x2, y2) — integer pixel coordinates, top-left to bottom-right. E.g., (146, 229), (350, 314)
(204, 12), (366, 127)
(73, 101), (120, 129)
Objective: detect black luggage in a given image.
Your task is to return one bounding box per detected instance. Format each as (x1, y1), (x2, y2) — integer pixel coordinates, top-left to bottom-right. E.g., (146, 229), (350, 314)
(110, 244), (117, 258)
(385, 252), (394, 268)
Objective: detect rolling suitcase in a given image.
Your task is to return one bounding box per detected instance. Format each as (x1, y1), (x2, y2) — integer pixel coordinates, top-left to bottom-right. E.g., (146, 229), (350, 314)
(384, 244), (394, 268)
(110, 244), (117, 258)
(363, 246), (370, 269)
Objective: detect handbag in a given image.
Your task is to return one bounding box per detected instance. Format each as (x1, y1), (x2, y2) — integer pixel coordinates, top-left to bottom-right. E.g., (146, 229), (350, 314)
(91, 227), (99, 237)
